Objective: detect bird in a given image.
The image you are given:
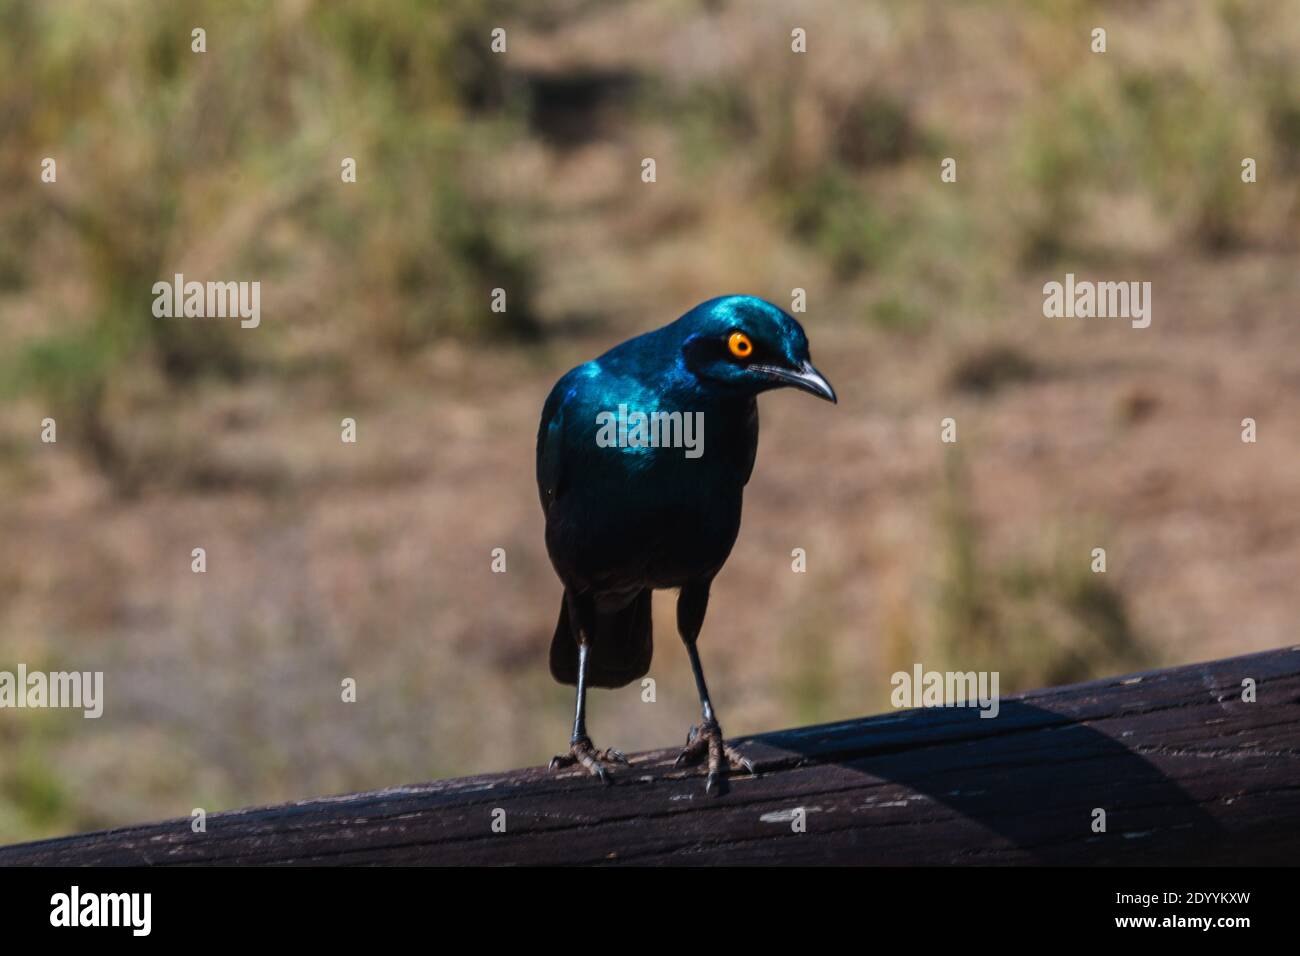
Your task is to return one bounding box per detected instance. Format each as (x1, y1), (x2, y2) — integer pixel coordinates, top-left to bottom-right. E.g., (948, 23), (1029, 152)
(536, 294), (836, 793)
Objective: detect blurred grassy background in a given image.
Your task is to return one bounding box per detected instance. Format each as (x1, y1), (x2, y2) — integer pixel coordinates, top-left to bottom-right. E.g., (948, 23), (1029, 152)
(2, 0), (1299, 841)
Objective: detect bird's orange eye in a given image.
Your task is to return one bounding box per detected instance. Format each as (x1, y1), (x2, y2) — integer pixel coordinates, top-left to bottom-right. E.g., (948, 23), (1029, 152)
(728, 331), (753, 359)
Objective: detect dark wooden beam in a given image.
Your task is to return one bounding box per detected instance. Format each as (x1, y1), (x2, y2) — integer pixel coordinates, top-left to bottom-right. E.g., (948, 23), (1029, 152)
(3, 647), (1297, 865)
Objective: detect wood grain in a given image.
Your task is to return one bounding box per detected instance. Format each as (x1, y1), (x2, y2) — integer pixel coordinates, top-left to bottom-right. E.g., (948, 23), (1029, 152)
(3, 647), (1297, 865)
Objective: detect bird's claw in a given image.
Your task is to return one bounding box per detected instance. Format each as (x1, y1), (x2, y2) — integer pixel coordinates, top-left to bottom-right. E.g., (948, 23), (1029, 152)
(549, 736), (626, 783)
(675, 719), (754, 795)
(673, 726), (699, 768)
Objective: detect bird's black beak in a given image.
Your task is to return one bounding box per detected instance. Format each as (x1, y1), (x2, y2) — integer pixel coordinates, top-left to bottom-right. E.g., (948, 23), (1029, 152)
(755, 360), (837, 404)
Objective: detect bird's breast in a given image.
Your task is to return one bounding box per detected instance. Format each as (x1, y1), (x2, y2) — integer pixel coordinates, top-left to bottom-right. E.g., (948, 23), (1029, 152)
(543, 382), (756, 591)
(545, 457), (745, 591)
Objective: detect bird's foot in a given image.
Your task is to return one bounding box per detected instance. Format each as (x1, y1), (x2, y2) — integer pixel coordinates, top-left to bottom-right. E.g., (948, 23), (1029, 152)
(548, 736), (629, 784)
(674, 719), (754, 795)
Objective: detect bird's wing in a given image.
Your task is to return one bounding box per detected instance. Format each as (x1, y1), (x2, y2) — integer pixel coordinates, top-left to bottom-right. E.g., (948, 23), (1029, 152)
(536, 381), (569, 514)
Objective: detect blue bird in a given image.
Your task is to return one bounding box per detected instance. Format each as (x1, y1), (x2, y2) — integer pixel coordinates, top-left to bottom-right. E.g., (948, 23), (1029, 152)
(537, 295), (836, 793)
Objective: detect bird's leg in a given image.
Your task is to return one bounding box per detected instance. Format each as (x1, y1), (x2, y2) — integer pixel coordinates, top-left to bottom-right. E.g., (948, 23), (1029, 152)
(675, 641), (755, 793)
(549, 632), (628, 784)
(674, 582), (754, 795)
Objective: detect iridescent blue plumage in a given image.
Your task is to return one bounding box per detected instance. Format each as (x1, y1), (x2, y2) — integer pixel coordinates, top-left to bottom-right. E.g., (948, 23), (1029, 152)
(537, 295), (835, 792)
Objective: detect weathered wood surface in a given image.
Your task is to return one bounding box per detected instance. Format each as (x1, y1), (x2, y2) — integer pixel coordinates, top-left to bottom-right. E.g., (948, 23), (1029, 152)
(3, 647), (1298, 865)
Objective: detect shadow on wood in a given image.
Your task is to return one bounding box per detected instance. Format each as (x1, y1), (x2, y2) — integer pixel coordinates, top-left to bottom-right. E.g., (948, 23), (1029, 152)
(2, 647), (1297, 865)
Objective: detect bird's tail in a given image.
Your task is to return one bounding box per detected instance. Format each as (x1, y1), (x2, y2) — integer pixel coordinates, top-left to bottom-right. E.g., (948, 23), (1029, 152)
(549, 589), (653, 689)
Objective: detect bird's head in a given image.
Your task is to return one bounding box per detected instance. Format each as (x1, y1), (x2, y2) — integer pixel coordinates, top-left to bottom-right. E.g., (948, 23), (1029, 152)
(678, 295), (837, 403)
